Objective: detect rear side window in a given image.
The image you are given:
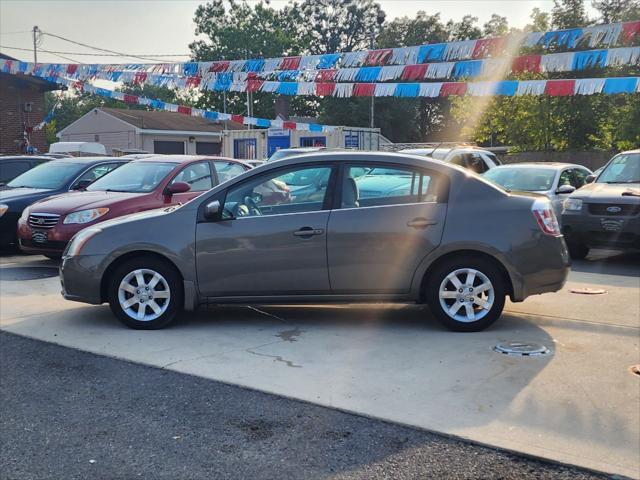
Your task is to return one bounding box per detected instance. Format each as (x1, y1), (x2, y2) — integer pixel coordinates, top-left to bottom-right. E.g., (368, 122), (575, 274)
(171, 161), (213, 191)
(342, 164), (444, 208)
(214, 161), (247, 184)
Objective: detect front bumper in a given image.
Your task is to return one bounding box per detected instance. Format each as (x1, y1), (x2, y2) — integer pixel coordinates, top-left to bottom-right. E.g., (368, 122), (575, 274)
(59, 254), (104, 305)
(17, 218), (80, 255)
(562, 212), (640, 249)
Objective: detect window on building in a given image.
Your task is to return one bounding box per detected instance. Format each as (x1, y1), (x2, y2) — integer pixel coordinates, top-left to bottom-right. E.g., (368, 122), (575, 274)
(196, 142), (221, 155)
(154, 141), (185, 154)
(233, 139), (257, 160)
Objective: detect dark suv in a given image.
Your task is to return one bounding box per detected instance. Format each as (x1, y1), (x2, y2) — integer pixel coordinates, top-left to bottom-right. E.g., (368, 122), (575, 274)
(561, 150), (640, 258)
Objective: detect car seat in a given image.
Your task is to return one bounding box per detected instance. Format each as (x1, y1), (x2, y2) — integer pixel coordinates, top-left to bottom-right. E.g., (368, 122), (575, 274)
(342, 177), (360, 208)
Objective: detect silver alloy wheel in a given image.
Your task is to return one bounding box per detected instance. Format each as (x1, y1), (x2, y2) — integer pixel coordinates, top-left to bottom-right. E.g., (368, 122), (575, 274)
(117, 268), (171, 321)
(438, 268), (494, 323)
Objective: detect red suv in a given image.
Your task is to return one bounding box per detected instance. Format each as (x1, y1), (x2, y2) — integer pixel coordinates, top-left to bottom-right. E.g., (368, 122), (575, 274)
(18, 155), (250, 257)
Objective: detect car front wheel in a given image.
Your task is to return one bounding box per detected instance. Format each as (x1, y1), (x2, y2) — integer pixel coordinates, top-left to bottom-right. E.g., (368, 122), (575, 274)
(107, 257), (182, 329)
(426, 257), (506, 332)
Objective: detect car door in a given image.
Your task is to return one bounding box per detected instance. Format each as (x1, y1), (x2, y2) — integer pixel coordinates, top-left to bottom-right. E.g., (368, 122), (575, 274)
(195, 163), (336, 297)
(552, 169), (574, 215)
(327, 163), (447, 294)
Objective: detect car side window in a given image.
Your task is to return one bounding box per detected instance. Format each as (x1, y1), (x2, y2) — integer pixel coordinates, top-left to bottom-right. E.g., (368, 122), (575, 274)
(572, 168), (589, 188)
(468, 154), (488, 174)
(223, 165), (333, 219)
(558, 169), (573, 188)
(171, 161), (213, 191)
(449, 155), (465, 167)
(214, 161), (247, 184)
(73, 163), (121, 187)
(342, 165), (441, 209)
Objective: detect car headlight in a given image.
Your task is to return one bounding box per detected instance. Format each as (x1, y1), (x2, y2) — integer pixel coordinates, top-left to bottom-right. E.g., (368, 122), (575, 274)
(64, 228), (102, 257)
(63, 208), (109, 224)
(562, 198), (583, 212)
(0, 204), (8, 217)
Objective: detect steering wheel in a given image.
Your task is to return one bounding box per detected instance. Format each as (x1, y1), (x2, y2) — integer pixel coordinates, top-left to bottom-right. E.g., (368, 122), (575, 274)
(244, 195), (262, 216)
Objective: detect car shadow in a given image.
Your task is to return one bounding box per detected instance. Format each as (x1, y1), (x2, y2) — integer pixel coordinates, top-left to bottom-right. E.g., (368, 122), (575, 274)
(571, 248), (640, 278)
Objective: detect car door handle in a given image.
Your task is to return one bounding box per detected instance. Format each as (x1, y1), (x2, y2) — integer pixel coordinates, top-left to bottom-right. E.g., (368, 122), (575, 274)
(407, 218), (438, 228)
(293, 227), (324, 237)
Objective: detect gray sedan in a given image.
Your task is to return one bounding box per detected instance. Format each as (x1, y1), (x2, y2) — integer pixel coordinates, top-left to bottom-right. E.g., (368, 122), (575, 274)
(483, 163), (592, 216)
(59, 152), (569, 332)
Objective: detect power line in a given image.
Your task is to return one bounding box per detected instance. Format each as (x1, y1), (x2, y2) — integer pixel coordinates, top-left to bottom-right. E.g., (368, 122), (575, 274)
(41, 31), (190, 62)
(0, 44), (190, 58)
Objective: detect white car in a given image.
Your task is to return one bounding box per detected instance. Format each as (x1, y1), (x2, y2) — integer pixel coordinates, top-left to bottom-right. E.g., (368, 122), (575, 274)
(483, 162), (593, 216)
(400, 146), (501, 173)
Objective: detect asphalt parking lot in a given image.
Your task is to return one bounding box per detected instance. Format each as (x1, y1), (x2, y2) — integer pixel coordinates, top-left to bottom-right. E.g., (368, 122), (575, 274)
(1, 248), (639, 478)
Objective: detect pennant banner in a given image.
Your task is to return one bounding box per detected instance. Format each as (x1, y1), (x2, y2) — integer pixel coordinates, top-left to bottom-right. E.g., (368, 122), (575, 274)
(2, 46), (638, 94)
(1, 21), (638, 81)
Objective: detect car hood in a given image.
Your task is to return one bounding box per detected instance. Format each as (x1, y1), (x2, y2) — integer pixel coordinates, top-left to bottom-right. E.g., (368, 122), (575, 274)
(26, 190), (146, 213)
(92, 205), (181, 231)
(569, 182), (640, 204)
(0, 186), (54, 203)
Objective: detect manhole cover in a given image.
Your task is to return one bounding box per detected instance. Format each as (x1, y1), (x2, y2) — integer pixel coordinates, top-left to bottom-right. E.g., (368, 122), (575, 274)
(570, 287), (607, 295)
(494, 342), (551, 356)
(0, 267), (59, 281)
(630, 365), (640, 377)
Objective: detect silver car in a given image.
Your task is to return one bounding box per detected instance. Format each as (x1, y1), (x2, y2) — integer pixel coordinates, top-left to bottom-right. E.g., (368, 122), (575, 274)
(60, 152), (570, 332)
(483, 163), (592, 216)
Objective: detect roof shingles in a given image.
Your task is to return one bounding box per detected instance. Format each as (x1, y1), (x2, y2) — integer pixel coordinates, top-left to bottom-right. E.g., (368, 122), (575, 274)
(100, 107), (244, 133)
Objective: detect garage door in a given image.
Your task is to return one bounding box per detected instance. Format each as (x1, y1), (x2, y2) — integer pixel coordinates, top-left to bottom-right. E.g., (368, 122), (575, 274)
(196, 142), (221, 155)
(154, 141), (185, 154)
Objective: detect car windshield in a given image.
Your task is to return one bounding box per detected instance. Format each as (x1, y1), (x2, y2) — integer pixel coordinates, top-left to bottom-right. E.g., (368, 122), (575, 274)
(483, 167), (556, 192)
(87, 162), (176, 193)
(7, 162), (86, 190)
(597, 153), (640, 184)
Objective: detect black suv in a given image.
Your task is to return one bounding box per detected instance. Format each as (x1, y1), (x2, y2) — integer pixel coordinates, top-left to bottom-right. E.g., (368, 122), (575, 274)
(561, 150), (640, 258)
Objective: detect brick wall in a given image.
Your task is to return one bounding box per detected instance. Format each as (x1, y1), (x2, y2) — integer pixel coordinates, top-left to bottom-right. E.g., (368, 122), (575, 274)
(0, 76), (49, 154)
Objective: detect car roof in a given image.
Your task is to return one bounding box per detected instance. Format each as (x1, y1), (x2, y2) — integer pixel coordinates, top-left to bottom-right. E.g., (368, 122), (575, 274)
(251, 151), (463, 177)
(131, 154), (239, 164)
(49, 156), (125, 164)
(620, 149), (640, 154)
(492, 162), (588, 169)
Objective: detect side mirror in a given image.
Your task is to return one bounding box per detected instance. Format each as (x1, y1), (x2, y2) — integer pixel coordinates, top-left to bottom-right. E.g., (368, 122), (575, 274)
(164, 181), (191, 196)
(71, 179), (92, 191)
(585, 175), (596, 184)
(204, 200), (221, 220)
(556, 184), (576, 195)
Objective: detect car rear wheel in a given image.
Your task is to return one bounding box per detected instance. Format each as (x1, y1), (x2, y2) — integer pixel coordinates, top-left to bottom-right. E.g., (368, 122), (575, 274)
(107, 257), (182, 329)
(567, 242), (589, 260)
(426, 256), (506, 332)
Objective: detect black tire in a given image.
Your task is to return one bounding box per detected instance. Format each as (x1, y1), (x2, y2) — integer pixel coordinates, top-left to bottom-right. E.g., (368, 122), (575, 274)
(425, 255), (506, 332)
(107, 256), (182, 329)
(567, 242), (589, 260)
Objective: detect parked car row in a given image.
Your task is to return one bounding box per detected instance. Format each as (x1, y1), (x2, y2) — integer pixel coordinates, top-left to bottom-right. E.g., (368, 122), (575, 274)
(0, 155), (250, 256)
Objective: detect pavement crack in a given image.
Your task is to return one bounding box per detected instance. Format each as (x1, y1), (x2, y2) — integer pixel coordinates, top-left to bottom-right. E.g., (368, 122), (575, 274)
(245, 341), (302, 368)
(246, 305), (289, 323)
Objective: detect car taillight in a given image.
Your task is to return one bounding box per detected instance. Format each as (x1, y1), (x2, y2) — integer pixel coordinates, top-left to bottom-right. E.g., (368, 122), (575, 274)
(532, 198), (561, 236)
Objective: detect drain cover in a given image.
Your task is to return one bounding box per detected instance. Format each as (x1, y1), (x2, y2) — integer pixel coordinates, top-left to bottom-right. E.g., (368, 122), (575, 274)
(494, 342), (551, 356)
(570, 287), (607, 295)
(630, 365), (640, 377)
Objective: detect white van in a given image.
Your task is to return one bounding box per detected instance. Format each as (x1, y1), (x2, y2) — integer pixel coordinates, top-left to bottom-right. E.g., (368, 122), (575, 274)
(49, 142), (107, 156)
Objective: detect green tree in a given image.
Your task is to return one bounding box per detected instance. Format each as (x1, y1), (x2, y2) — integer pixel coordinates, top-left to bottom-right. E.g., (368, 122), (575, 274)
(592, 0), (640, 22)
(551, 0), (590, 29)
(447, 15), (482, 40)
(524, 7), (550, 32)
(297, 0), (386, 54)
(483, 14), (509, 37)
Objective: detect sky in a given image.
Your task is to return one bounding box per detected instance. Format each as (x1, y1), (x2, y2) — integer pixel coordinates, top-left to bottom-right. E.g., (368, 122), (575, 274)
(1, 0), (600, 64)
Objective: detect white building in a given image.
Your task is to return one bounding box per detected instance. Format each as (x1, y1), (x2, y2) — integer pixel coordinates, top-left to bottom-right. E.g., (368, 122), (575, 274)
(57, 107), (243, 155)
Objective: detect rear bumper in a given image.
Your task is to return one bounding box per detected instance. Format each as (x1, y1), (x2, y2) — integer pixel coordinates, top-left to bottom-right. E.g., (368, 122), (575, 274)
(509, 234), (570, 302)
(561, 213), (640, 249)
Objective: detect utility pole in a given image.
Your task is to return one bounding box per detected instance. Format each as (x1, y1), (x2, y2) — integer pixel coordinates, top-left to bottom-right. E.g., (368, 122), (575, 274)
(369, 31), (375, 129)
(32, 26), (39, 63)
